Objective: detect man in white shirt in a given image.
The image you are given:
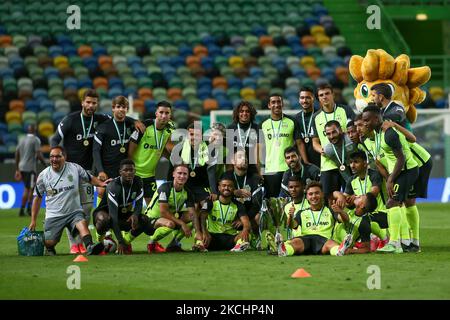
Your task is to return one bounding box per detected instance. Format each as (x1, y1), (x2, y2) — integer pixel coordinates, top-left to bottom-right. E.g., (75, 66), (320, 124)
(29, 146), (109, 255)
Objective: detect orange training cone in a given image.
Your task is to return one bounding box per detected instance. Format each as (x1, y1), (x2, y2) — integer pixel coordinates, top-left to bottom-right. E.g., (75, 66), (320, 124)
(73, 255), (88, 262)
(291, 268), (311, 278)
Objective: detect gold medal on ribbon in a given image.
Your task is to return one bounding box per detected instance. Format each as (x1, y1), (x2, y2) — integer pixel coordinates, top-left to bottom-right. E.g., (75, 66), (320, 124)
(121, 207), (128, 213)
(120, 146), (126, 153)
(80, 113), (93, 148)
(304, 137), (310, 143)
(190, 171), (196, 178)
(339, 164), (346, 172)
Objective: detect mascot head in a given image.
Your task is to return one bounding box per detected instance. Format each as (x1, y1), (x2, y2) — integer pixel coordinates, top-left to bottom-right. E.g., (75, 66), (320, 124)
(349, 49), (431, 123)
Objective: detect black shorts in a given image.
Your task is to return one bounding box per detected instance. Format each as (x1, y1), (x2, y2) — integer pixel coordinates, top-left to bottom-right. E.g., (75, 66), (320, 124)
(263, 171), (284, 198)
(141, 176), (157, 199)
(190, 186), (211, 203)
(414, 159), (432, 198)
(296, 234), (328, 255)
(207, 233), (236, 251)
(320, 169), (346, 198)
(93, 209), (153, 233)
(392, 167), (419, 202)
(21, 171), (36, 189)
(369, 211), (388, 229)
(356, 216), (371, 243)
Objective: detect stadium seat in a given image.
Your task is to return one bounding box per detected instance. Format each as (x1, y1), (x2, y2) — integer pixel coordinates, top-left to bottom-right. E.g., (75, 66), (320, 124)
(78, 45), (93, 58)
(138, 88), (153, 100)
(229, 56), (244, 68)
(240, 88), (256, 100)
(5, 111), (22, 124)
(203, 98), (218, 112)
(93, 77), (108, 89)
(133, 99), (145, 113)
(55, 100), (70, 113)
(22, 109), (37, 123)
(335, 67), (349, 85)
(212, 77), (228, 89)
(153, 87), (167, 101)
(429, 87), (445, 100)
(167, 88), (182, 101)
(38, 121), (54, 138)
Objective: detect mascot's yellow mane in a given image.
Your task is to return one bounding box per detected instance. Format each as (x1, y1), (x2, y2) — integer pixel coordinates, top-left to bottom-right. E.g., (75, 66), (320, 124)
(349, 49), (431, 123)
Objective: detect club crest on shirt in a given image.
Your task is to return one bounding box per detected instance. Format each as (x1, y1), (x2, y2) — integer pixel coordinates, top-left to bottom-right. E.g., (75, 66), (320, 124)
(68, 174), (73, 182)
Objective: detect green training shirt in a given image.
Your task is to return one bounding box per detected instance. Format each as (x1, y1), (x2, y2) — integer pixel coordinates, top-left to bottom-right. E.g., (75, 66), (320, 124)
(294, 205), (337, 239)
(260, 114), (301, 174)
(409, 142), (431, 167)
(344, 169), (387, 214)
(129, 119), (173, 178)
(205, 198), (247, 235)
(145, 181), (194, 219)
(312, 104), (355, 171)
(374, 127), (418, 174)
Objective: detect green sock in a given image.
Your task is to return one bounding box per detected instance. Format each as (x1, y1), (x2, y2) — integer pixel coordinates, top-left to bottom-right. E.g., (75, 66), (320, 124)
(387, 206), (402, 245)
(406, 205), (420, 243)
(177, 222), (193, 241)
(284, 241), (295, 256)
(96, 196), (102, 207)
(330, 245), (339, 256)
(122, 231), (135, 245)
(167, 230), (182, 247)
(400, 206), (411, 245)
(149, 226), (173, 243)
(370, 222), (387, 240)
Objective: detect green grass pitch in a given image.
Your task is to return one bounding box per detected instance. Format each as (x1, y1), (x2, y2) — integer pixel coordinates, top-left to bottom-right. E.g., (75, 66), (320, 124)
(1, 203), (450, 299)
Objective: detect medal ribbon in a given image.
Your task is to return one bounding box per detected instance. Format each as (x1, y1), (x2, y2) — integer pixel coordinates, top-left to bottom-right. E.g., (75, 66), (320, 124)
(290, 163), (304, 180)
(358, 176), (368, 195)
(237, 123), (251, 148)
(121, 178), (134, 209)
(309, 206), (325, 228)
(331, 141), (346, 166)
(348, 216), (362, 234)
(382, 103), (392, 118)
(172, 186), (182, 214)
(323, 105), (336, 123)
(219, 202), (231, 224)
(301, 112), (313, 139)
(153, 124), (165, 150)
(80, 113), (93, 140)
(49, 164), (66, 192)
(190, 148), (198, 171)
(233, 172), (247, 190)
(113, 119), (126, 147)
(374, 131), (382, 158)
(270, 117), (283, 145)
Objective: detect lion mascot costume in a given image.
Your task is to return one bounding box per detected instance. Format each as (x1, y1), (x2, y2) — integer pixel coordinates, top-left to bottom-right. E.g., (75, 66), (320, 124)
(349, 49), (431, 124)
